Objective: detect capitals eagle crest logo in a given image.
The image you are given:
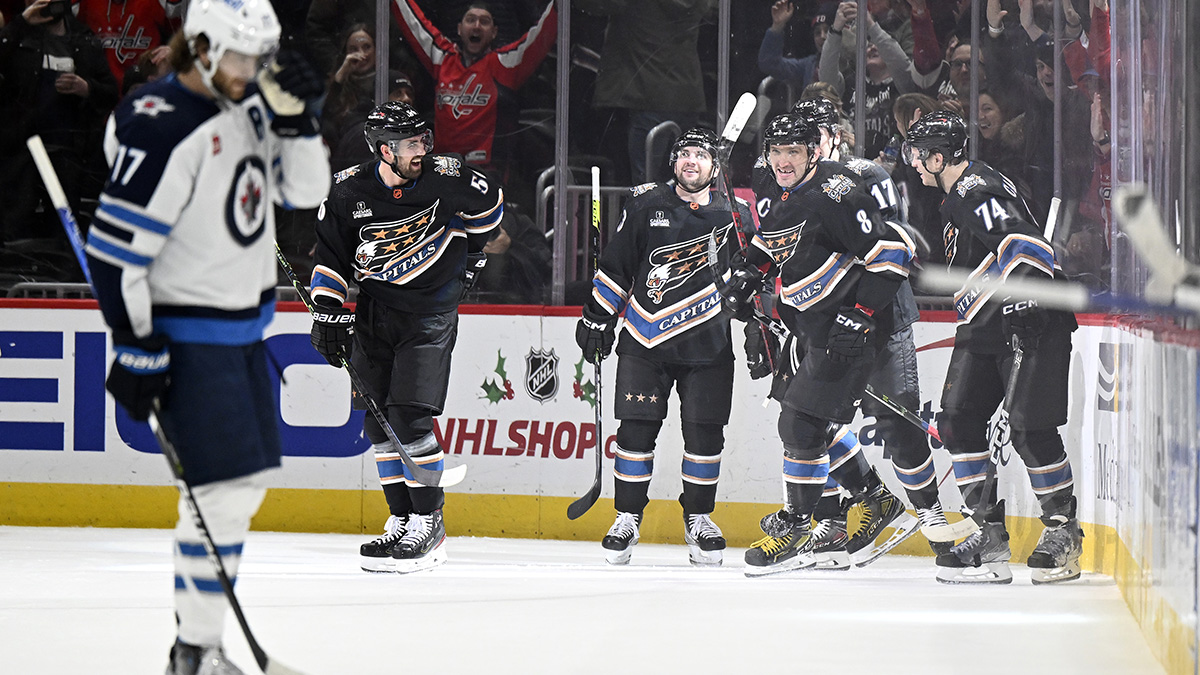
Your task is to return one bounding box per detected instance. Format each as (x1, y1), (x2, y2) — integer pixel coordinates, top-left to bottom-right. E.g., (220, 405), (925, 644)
(644, 224), (732, 304)
(354, 201), (442, 277)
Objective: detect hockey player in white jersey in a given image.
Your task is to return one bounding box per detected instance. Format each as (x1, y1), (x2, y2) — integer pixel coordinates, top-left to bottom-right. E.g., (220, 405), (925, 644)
(84, 0), (330, 672)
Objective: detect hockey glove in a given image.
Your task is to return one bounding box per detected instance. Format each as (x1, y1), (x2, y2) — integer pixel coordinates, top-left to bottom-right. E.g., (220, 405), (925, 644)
(1001, 298), (1046, 349)
(744, 320), (779, 380)
(106, 332), (170, 421)
(826, 306), (875, 363)
(575, 304), (617, 364)
(310, 300), (355, 367)
(462, 252), (488, 294)
(258, 50), (324, 137)
(720, 263), (764, 322)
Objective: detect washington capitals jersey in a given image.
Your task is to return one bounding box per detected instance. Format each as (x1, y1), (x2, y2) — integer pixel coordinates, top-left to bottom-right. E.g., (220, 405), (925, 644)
(940, 161), (1076, 348)
(86, 74), (331, 344)
(311, 154), (503, 313)
(749, 157), (916, 338)
(588, 183), (755, 364)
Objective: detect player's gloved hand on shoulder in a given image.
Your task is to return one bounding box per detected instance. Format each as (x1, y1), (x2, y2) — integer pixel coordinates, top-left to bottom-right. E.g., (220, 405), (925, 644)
(310, 299), (355, 367)
(575, 305), (617, 364)
(461, 252), (487, 295)
(744, 320), (778, 380)
(826, 306), (875, 363)
(720, 263), (764, 322)
(258, 50), (324, 137)
(106, 332), (170, 421)
(1002, 298), (1046, 349)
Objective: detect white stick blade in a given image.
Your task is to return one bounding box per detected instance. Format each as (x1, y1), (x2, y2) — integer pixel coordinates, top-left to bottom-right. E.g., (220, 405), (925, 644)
(921, 518), (981, 543)
(26, 135), (71, 209)
(590, 166), (600, 200)
(721, 93), (758, 144)
(436, 464), (468, 488)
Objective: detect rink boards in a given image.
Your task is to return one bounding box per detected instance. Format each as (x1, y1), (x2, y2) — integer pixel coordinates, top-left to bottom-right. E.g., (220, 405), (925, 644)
(0, 300), (1195, 673)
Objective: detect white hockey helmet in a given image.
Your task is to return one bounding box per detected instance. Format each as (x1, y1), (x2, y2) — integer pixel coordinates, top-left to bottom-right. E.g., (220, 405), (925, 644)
(185, 0), (281, 85)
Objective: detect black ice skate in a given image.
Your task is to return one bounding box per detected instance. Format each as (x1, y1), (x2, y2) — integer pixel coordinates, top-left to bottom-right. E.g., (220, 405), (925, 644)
(847, 484), (919, 567)
(602, 512), (641, 565)
(809, 517), (851, 570)
(165, 640), (245, 675)
(744, 511), (816, 577)
(683, 513), (725, 567)
(916, 505), (960, 568)
(390, 509), (447, 573)
(1028, 515), (1084, 585)
(359, 514), (408, 573)
(935, 504), (1012, 584)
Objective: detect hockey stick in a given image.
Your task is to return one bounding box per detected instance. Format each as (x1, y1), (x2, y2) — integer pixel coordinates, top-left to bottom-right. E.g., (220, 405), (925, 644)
(566, 166), (605, 520)
(27, 135), (306, 675)
(273, 244), (465, 489)
(1112, 184), (1199, 304)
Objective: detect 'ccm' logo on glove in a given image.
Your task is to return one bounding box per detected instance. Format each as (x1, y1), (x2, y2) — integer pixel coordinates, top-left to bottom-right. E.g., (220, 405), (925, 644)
(834, 312), (869, 332)
(1001, 299), (1038, 314)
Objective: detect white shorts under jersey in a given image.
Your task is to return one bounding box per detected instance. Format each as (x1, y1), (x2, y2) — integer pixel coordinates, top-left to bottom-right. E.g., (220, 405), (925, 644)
(86, 73), (330, 344)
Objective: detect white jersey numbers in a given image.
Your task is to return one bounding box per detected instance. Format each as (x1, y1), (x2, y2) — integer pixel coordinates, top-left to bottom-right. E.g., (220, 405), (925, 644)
(974, 198), (1009, 231)
(109, 144), (147, 186)
(868, 179), (898, 212)
(856, 209), (873, 233)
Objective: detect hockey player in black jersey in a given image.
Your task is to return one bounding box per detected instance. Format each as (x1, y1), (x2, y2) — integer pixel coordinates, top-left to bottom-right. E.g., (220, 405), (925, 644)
(310, 102), (503, 573)
(575, 127), (755, 566)
(780, 97), (957, 571)
(727, 113), (918, 576)
(904, 110), (1083, 585)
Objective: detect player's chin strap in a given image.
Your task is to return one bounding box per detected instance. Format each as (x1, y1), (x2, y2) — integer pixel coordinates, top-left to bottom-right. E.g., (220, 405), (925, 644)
(674, 164), (719, 194)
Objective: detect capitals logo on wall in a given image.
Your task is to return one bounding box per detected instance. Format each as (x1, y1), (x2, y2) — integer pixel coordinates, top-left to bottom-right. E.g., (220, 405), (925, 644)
(524, 348), (559, 402)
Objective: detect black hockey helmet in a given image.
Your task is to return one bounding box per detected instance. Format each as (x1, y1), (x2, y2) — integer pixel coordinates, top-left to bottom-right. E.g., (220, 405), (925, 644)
(669, 126), (720, 165)
(364, 101), (433, 159)
(791, 97), (841, 135)
(762, 113), (820, 158)
(903, 110), (968, 165)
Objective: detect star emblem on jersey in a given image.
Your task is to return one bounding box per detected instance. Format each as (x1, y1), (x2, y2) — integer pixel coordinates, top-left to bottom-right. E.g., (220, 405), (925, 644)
(432, 156), (461, 177)
(763, 221), (805, 267)
(353, 201), (443, 282)
(131, 95), (175, 117)
(821, 174), (854, 202)
(645, 225), (730, 304)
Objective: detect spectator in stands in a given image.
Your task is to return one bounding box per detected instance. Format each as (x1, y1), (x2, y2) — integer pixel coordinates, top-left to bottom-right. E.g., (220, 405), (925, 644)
(393, 0), (557, 179)
(819, 0), (917, 158)
(758, 1), (836, 95)
(75, 0), (178, 91)
(578, 0), (714, 184)
(306, 0), (425, 95)
(0, 0), (116, 263)
(326, 70), (416, 172)
(321, 23), (377, 160)
(464, 208), (552, 305)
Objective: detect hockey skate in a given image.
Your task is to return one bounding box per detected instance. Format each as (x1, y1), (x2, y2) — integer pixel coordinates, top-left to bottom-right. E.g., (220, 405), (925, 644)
(847, 485), (919, 567)
(165, 641), (244, 675)
(683, 513), (725, 567)
(935, 503), (1012, 585)
(809, 517), (851, 570)
(390, 509), (447, 573)
(744, 511), (816, 577)
(1028, 516), (1084, 585)
(359, 514), (407, 573)
(602, 512), (641, 565)
(917, 505), (960, 568)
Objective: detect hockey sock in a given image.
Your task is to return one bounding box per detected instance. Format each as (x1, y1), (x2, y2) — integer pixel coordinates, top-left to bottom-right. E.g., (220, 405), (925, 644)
(782, 444), (828, 516)
(1012, 428), (1075, 517)
(813, 492), (845, 520)
(173, 473), (267, 647)
(613, 445), (653, 514)
(680, 422), (723, 514)
(402, 433), (445, 513)
(371, 443), (415, 516)
(893, 455), (939, 509)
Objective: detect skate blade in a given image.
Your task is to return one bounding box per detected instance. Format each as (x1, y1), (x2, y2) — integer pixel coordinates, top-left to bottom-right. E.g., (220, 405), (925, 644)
(812, 550), (851, 570)
(687, 545), (724, 567)
(850, 512), (920, 567)
(935, 562), (1013, 585)
(604, 542), (637, 565)
(1031, 560), (1082, 585)
(360, 555), (398, 573)
(743, 552), (816, 578)
(390, 543), (448, 574)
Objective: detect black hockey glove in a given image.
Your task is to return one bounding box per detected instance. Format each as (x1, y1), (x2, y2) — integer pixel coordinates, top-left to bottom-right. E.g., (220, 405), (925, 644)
(1002, 298), (1046, 349)
(575, 304), (617, 364)
(720, 263), (764, 322)
(310, 300), (355, 367)
(259, 50), (324, 137)
(744, 320), (779, 380)
(105, 332), (170, 421)
(462, 252), (487, 294)
(826, 306), (875, 363)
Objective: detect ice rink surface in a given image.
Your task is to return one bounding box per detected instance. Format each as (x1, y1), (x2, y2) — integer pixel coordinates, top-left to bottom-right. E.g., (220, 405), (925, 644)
(0, 526), (1163, 675)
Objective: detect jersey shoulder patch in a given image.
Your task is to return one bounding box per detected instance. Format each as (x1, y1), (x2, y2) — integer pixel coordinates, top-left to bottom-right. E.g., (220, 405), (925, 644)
(113, 77), (218, 156)
(821, 173), (856, 203)
(430, 154), (462, 177)
(843, 157), (875, 176)
(631, 182), (657, 197)
(334, 165), (362, 184)
(956, 173), (987, 197)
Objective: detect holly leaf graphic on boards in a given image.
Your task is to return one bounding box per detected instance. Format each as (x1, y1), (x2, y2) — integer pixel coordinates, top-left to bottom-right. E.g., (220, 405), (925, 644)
(572, 356), (596, 407)
(480, 378), (507, 404)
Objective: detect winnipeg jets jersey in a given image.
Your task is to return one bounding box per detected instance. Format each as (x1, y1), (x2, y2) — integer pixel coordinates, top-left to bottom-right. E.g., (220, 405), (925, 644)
(87, 74), (331, 344)
(588, 182), (755, 364)
(311, 154), (503, 313)
(940, 160), (1076, 349)
(749, 157), (915, 341)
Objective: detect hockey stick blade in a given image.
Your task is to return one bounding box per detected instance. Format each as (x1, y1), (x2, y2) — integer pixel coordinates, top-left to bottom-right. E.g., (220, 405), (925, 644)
(921, 515), (982, 542)
(1113, 184), (1199, 303)
(273, 245), (465, 488)
(721, 92), (759, 145)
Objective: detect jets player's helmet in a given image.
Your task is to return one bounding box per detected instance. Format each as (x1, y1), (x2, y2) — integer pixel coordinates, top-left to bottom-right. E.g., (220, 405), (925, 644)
(762, 113), (820, 158)
(185, 0), (280, 85)
(791, 97), (841, 135)
(364, 101), (434, 159)
(669, 126), (720, 165)
(903, 110), (969, 165)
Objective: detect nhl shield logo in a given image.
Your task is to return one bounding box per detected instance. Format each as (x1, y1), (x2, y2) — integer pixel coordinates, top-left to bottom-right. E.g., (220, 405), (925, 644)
(524, 348), (559, 402)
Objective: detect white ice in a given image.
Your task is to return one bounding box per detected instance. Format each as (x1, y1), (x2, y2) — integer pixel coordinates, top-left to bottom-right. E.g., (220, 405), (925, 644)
(0, 526), (1163, 674)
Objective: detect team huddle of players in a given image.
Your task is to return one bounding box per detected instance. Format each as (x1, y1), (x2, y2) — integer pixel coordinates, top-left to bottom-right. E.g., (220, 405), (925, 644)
(574, 99), (1084, 585)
